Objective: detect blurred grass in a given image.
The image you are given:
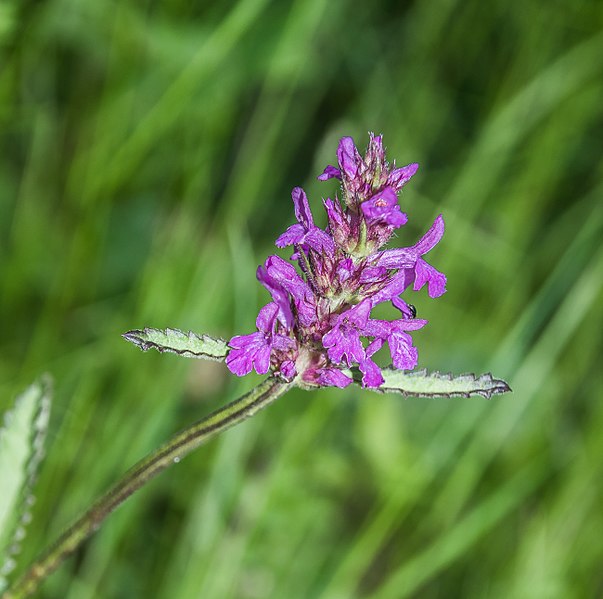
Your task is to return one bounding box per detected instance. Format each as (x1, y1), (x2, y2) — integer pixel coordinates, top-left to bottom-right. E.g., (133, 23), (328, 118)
(1, 0), (603, 597)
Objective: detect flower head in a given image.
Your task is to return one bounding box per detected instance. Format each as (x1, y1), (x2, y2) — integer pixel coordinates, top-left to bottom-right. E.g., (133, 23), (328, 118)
(227, 134), (446, 388)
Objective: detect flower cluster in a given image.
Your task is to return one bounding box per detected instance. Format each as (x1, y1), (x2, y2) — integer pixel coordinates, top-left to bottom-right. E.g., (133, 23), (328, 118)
(226, 134), (446, 389)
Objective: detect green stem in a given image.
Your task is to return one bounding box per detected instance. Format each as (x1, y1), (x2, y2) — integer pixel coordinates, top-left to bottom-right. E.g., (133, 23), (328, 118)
(2, 377), (292, 599)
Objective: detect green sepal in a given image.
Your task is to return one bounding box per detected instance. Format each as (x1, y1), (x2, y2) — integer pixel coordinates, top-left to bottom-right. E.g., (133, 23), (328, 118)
(122, 328), (229, 361)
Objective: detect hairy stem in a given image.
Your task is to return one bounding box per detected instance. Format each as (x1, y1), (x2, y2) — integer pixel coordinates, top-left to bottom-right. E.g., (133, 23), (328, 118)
(2, 377), (292, 599)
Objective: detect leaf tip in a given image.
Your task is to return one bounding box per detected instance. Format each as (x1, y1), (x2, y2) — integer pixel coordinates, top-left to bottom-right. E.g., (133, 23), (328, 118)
(122, 330), (147, 351)
(490, 377), (512, 397)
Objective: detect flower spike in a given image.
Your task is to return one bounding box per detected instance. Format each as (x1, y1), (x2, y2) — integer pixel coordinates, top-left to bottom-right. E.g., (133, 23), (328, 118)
(225, 133), (447, 388)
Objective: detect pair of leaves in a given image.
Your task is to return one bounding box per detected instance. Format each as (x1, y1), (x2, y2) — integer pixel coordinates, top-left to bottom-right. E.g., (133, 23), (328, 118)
(0, 378), (52, 592)
(123, 328), (511, 399)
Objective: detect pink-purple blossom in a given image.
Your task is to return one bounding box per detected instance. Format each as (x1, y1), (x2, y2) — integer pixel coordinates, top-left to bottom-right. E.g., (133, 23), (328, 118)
(226, 303), (296, 376)
(361, 186), (408, 228)
(226, 133), (446, 388)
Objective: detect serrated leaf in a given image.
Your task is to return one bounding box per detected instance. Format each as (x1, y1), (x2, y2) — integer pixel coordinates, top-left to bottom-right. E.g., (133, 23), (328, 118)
(369, 368), (511, 399)
(0, 377), (52, 590)
(122, 327), (229, 361)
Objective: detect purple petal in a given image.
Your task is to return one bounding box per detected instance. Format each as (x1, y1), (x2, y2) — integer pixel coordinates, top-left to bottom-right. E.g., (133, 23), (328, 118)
(277, 188), (328, 252)
(265, 255), (301, 282)
(226, 332), (269, 376)
(411, 214), (445, 256)
(226, 348), (254, 376)
(228, 331), (265, 351)
(365, 337), (384, 357)
(257, 264), (294, 330)
(271, 333), (297, 351)
(391, 296), (415, 318)
(318, 165), (341, 181)
(389, 317), (428, 332)
(344, 300), (372, 328)
(316, 368), (353, 388)
(305, 228), (336, 255)
(323, 322), (365, 367)
(375, 215), (444, 270)
(256, 302), (279, 332)
(253, 344), (272, 374)
(337, 137), (362, 180)
(322, 326), (347, 365)
(388, 163), (419, 190)
(361, 318), (392, 339)
(323, 198), (345, 227)
(359, 358), (384, 388)
(369, 270), (414, 306)
(375, 248), (415, 270)
(388, 330), (418, 370)
(359, 266), (388, 284)
(413, 259), (447, 298)
(275, 223), (305, 248)
(265, 256), (317, 326)
(294, 300), (317, 327)
(291, 187), (314, 229)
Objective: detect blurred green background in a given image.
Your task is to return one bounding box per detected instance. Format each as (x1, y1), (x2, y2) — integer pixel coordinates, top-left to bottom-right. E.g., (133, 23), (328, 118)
(1, 0), (603, 597)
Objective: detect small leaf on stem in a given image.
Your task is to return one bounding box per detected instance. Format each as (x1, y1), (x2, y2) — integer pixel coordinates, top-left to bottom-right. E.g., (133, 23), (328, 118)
(366, 368), (511, 399)
(122, 328), (229, 361)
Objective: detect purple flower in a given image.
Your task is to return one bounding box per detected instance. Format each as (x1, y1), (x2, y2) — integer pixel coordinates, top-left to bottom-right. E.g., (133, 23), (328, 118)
(376, 214), (447, 298)
(256, 263), (295, 330)
(226, 134), (446, 389)
(323, 302), (371, 368)
(263, 255), (317, 327)
(363, 317), (428, 371)
(276, 187), (334, 256)
(226, 303), (296, 377)
(361, 186), (408, 228)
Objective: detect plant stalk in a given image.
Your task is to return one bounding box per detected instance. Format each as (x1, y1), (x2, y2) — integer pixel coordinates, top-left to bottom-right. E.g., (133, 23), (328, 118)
(2, 377), (292, 599)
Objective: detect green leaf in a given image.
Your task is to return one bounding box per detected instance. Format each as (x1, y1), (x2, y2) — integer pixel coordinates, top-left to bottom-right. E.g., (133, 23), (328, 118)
(0, 377), (52, 590)
(370, 368), (511, 399)
(122, 327), (229, 361)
